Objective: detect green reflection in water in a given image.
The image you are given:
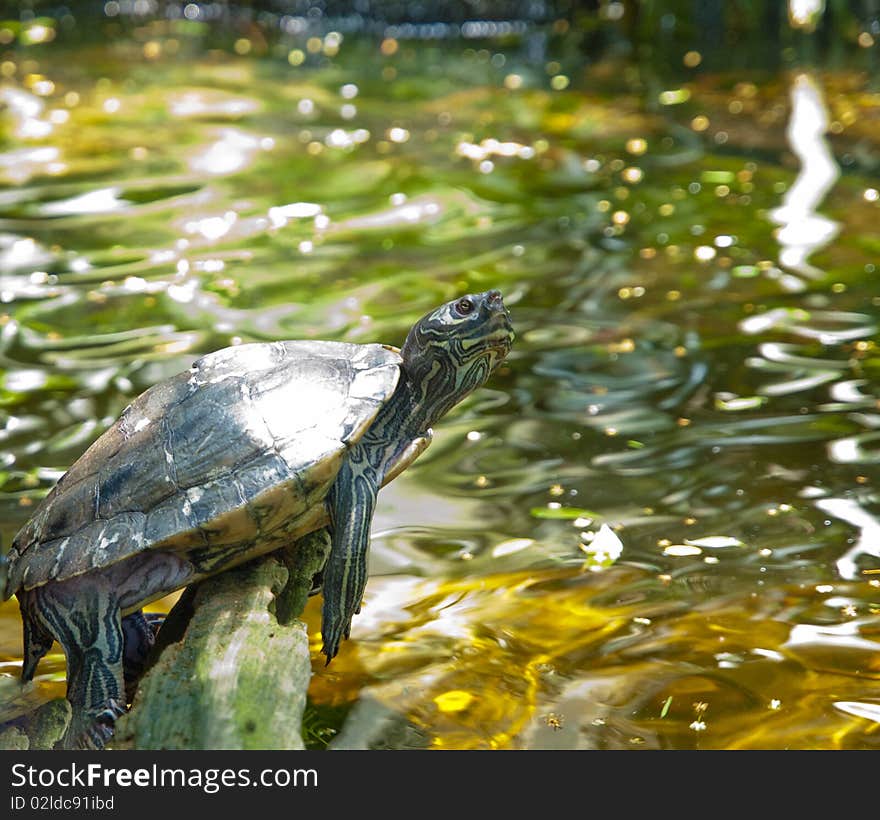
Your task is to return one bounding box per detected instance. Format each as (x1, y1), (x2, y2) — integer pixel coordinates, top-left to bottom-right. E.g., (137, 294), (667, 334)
(1, 9), (879, 750)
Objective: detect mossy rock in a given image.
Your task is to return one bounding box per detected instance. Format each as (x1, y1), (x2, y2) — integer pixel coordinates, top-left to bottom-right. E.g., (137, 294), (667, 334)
(0, 698), (72, 750)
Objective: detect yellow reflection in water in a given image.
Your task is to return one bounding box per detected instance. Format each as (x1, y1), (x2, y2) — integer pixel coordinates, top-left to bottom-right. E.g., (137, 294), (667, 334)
(307, 567), (661, 749)
(306, 565), (880, 749)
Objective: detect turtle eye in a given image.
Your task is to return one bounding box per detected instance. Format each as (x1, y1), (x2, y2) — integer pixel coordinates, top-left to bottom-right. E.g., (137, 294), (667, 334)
(455, 298), (474, 316)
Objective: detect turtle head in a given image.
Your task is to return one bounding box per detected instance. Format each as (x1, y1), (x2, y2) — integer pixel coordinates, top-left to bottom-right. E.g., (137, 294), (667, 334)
(401, 289), (514, 423)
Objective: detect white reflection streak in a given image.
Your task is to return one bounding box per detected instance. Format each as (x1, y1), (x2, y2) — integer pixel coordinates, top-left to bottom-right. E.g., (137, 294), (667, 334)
(344, 576), (428, 637)
(169, 91), (258, 119)
(833, 701), (880, 724)
(0, 146), (60, 184)
(785, 620), (880, 652)
(789, 0), (825, 31)
(0, 87), (53, 139)
(333, 196), (442, 231)
(189, 128), (261, 175)
(814, 497), (880, 580)
(41, 187), (125, 216)
(0, 235), (53, 272)
(769, 74), (839, 283)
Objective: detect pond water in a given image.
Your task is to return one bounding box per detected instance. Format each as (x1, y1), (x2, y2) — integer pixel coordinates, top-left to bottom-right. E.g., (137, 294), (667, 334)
(1, 6), (879, 749)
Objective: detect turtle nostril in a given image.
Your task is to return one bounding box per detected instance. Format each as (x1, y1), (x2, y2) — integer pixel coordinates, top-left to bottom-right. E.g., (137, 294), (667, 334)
(486, 289), (502, 305)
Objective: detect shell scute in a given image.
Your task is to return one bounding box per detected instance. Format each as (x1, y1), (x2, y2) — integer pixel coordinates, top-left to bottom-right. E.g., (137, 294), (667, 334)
(167, 378), (271, 489)
(234, 452), (307, 536)
(98, 401), (187, 520)
(23, 512), (149, 590)
(143, 492), (204, 550)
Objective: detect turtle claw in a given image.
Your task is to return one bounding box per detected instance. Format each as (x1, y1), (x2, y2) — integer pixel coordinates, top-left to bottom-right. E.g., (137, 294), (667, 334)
(308, 569), (323, 597)
(144, 611), (166, 635)
(59, 700), (126, 751)
(321, 613), (353, 664)
(321, 629), (343, 665)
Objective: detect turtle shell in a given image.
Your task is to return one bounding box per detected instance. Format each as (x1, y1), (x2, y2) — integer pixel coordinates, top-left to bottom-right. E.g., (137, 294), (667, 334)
(3, 340), (402, 598)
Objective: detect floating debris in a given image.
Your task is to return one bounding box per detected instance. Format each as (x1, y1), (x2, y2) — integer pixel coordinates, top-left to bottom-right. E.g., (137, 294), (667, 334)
(580, 523), (623, 570)
(663, 544), (703, 557)
(684, 536), (746, 549)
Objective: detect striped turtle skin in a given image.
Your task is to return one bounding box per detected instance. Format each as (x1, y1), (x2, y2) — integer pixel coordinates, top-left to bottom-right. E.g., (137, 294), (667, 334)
(2, 290), (514, 749)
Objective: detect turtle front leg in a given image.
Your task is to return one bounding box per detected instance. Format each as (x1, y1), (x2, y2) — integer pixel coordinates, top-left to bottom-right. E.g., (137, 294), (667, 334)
(321, 466), (378, 663)
(32, 578), (126, 749)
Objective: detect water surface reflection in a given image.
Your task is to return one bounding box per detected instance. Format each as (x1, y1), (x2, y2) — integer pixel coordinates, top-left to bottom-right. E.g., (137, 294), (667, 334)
(0, 11), (879, 750)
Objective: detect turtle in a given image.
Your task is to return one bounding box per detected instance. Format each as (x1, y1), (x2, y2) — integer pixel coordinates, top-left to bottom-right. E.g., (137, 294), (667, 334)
(0, 289), (513, 749)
